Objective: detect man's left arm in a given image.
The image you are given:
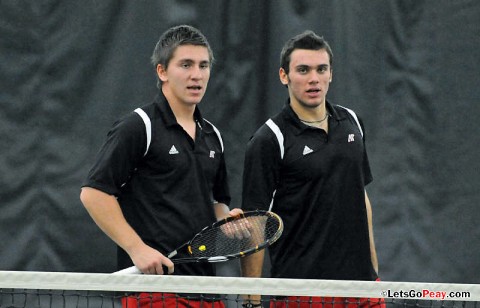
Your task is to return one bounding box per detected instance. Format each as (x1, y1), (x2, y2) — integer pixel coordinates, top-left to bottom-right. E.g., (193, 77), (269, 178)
(365, 191), (379, 274)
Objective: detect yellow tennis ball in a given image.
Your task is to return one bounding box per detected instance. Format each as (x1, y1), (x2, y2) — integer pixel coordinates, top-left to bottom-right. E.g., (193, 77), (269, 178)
(199, 245), (206, 251)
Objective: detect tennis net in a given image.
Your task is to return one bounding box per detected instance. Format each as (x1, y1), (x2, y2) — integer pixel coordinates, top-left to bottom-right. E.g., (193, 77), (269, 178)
(0, 270), (479, 308)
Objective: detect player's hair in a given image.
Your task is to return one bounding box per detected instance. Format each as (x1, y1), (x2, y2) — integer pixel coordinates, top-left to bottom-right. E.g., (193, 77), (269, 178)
(151, 25), (214, 88)
(279, 30), (333, 74)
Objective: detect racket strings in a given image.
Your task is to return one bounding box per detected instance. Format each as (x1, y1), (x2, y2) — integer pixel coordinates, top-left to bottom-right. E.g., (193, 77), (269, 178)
(189, 215), (281, 258)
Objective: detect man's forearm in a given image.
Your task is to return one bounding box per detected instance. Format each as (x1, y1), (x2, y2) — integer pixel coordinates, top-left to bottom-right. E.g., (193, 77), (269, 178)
(240, 250), (264, 304)
(80, 187), (144, 254)
(365, 191), (379, 274)
(241, 250), (264, 278)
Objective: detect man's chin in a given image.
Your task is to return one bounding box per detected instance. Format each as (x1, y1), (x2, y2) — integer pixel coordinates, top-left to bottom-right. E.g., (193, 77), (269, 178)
(184, 94), (204, 104)
(189, 99), (202, 105)
(299, 99), (324, 109)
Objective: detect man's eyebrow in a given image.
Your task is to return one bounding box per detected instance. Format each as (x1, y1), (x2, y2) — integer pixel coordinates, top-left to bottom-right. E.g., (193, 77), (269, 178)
(294, 64), (329, 69)
(178, 58), (210, 64)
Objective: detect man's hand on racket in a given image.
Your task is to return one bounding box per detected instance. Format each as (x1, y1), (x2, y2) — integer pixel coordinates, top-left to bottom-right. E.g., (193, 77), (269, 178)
(216, 206), (252, 239)
(129, 243), (174, 275)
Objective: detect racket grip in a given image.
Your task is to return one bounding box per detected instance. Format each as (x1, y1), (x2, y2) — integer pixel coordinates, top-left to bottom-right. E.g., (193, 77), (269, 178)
(113, 266), (142, 275)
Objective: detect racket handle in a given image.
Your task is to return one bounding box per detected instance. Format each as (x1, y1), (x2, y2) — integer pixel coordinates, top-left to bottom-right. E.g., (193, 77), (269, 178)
(113, 266), (142, 275)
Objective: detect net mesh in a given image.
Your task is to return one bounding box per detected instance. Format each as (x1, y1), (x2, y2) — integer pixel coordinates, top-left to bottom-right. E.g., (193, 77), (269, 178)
(0, 271), (479, 308)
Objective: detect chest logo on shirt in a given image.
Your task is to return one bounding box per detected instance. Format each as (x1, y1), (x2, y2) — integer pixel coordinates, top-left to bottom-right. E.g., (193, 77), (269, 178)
(348, 134), (355, 143)
(169, 145), (179, 155)
(209, 151), (215, 158)
(302, 145), (314, 155)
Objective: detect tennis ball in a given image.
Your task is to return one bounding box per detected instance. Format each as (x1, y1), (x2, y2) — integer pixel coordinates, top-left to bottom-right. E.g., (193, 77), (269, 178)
(199, 245), (206, 251)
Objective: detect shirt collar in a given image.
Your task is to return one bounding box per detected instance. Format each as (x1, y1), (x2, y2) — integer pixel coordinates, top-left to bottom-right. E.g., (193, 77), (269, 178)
(154, 90), (208, 131)
(283, 99), (346, 135)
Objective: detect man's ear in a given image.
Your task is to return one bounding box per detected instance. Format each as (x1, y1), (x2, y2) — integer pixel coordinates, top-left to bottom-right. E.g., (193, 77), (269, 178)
(279, 68), (289, 86)
(157, 64), (168, 82)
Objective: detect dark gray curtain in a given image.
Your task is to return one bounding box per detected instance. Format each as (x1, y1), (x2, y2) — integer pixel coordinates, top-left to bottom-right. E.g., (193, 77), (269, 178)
(1, 0), (479, 283)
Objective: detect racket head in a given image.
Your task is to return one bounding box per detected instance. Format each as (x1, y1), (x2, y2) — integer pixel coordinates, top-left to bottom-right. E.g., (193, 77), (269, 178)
(174, 210), (283, 264)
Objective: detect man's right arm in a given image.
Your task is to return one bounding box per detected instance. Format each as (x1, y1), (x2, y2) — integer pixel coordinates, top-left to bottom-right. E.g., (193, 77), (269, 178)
(80, 187), (174, 274)
(240, 125), (280, 306)
(240, 251), (264, 305)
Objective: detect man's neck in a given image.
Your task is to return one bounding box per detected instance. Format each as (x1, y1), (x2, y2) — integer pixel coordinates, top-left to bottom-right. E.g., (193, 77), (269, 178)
(162, 88), (196, 122)
(290, 99), (328, 122)
(162, 88), (197, 139)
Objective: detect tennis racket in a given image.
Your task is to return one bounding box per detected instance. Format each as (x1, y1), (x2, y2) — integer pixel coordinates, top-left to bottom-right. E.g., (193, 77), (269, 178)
(114, 210), (283, 274)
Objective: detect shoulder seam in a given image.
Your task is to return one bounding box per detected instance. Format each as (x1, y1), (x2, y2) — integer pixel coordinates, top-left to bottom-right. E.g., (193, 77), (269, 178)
(203, 119), (224, 153)
(265, 119), (284, 159)
(134, 108), (152, 156)
(336, 105), (364, 138)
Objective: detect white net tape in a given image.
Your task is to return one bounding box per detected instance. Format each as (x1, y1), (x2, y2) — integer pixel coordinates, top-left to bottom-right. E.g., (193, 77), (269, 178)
(0, 271), (479, 300)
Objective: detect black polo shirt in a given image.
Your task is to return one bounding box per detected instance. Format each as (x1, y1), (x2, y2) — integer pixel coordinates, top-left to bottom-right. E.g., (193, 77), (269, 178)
(83, 91), (230, 276)
(242, 100), (377, 281)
